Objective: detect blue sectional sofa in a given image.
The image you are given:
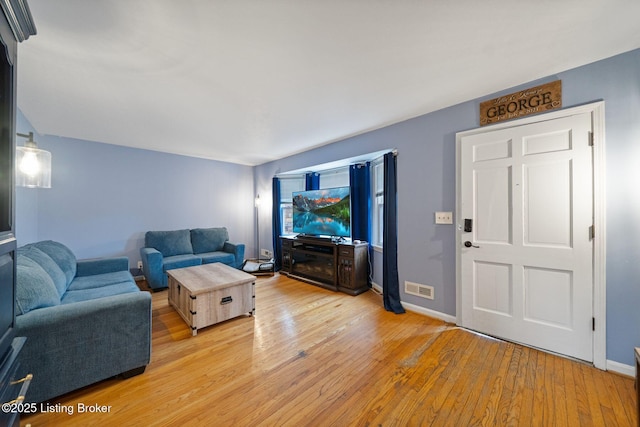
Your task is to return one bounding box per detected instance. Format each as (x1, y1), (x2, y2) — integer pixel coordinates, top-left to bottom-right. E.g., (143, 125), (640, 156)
(14, 240), (152, 404)
(140, 227), (245, 290)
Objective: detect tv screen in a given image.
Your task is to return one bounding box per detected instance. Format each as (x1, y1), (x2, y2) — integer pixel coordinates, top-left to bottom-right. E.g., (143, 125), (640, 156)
(292, 187), (351, 238)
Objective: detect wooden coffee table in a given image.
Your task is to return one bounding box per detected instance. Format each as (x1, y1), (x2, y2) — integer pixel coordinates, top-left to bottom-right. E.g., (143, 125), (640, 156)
(167, 263), (256, 336)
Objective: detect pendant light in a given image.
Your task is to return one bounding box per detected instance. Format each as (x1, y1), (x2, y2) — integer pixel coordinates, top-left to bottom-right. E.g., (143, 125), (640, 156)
(16, 132), (51, 188)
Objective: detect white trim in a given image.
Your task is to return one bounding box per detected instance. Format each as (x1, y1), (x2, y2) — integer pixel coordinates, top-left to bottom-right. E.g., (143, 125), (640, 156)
(606, 360), (634, 377)
(371, 282), (457, 324)
(591, 103), (607, 370)
(371, 281), (382, 293)
(0, 0), (37, 43)
(455, 101), (607, 370)
(401, 301), (457, 324)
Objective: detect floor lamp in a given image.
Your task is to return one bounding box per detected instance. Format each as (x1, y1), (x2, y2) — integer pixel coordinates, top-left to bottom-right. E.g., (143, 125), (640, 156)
(255, 194), (261, 259)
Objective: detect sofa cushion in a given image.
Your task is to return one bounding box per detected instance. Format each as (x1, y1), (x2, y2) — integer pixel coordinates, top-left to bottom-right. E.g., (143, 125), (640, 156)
(200, 251), (235, 265)
(61, 281), (141, 304)
(32, 240), (77, 286)
(191, 227), (228, 254)
(15, 256), (61, 315)
(18, 246), (68, 297)
(146, 229), (193, 257)
(162, 254), (202, 271)
(68, 271), (135, 291)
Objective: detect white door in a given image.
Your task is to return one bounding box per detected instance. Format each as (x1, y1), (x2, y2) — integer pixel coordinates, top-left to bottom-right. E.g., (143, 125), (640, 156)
(459, 112), (594, 362)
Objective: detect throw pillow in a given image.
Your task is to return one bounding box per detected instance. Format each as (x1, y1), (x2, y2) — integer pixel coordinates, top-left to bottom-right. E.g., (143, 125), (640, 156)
(18, 246), (68, 297)
(146, 229), (193, 257)
(191, 227), (229, 254)
(33, 240), (77, 286)
(16, 255), (61, 316)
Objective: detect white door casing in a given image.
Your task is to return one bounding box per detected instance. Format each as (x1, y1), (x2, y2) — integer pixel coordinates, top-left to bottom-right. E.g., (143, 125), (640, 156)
(455, 102), (606, 368)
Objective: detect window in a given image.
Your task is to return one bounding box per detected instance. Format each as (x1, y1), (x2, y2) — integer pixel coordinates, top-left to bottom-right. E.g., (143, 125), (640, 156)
(319, 168), (349, 189)
(279, 176), (305, 235)
(371, 157), (384, 247)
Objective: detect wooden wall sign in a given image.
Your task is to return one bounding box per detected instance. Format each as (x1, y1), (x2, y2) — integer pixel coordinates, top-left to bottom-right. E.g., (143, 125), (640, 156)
(479, 80), (562, 126)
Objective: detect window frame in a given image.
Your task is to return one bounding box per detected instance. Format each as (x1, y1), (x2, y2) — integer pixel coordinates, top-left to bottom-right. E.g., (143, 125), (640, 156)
(278, 175), (305, 236)
(371, 157), (384, 249)
(319, 167), (349, 189)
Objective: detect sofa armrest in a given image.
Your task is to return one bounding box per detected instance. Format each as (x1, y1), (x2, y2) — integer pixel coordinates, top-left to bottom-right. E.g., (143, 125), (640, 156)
(76, 256), (129, 276)
(140, 247), (165, 289)
(15, 291), (152, 404)
(223, 242), (245, 268)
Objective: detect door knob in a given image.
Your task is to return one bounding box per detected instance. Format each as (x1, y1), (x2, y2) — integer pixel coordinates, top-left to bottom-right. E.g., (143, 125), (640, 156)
(464, 241), (480, 248)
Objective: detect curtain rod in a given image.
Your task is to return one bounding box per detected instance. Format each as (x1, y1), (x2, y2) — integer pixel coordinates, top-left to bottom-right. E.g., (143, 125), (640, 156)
(276, 149), (396, 178)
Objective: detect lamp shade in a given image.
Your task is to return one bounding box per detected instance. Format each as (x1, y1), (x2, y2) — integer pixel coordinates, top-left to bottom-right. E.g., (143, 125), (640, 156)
(16, 145), (51, 188)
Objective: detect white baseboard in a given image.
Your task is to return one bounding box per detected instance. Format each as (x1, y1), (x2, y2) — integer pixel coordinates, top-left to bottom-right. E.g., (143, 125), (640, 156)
(606, 359), (635, 377)
(370, 282), (456, 324)
(401, 301), (457, 324)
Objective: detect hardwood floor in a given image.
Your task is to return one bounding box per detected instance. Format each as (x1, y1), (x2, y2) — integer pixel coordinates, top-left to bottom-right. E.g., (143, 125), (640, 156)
(23, 274), (636, 426)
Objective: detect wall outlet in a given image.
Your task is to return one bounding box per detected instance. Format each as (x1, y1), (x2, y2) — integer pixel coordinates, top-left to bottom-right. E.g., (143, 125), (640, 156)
(260, 249), (272, 258)
(137, 261), (143, 270)
(435, 211), (453, 224)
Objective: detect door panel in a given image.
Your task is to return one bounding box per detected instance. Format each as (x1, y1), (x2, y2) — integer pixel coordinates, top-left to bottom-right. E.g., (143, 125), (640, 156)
(475, 167), (512, 243)
(523, 266), (572, 328)
(524, 160), (571, 247)
(474, 261), (512, 316)
(460, 112), (594, 362)
(522, 129), (571, 155)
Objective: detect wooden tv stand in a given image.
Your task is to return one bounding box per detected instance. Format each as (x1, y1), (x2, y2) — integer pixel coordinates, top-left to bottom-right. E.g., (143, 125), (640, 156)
(280, 236), (369, 295)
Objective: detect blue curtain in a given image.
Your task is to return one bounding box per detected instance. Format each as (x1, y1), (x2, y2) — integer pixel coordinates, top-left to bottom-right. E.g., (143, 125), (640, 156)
(350, 163), (371, 287)
(382, 152), (405, 314)
(272, 176), (282, 271)
(305, 172), (319, 190)
(349, 163), (370, 243)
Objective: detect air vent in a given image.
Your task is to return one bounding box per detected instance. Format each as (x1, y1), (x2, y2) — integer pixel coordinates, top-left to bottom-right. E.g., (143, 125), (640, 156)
(404, 281), (434, 300)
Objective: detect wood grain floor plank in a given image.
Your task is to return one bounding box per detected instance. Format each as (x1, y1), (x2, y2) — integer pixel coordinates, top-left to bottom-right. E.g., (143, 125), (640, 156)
(365, 330), (470, 425)
(607, 372), (637, 426)
(531, 349), (551, 426)
(502, 345), (530, 427)
(578, 360), (609, 427)
(408, 329), (482, 426)
(464, 343), (513, 425)
(545, 351), (568, 426)
(495, 343), (524, 426)
(516, 348), (538, 427)
(559, 356), (581, 427)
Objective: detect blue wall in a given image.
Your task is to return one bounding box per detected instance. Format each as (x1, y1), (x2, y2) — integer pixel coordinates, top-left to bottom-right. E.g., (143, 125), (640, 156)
(255, 48), (640, 366)
(15, 111), (255, 266)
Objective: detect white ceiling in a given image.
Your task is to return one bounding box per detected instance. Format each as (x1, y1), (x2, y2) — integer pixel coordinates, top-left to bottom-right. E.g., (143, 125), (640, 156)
(16, 1), (640, 166)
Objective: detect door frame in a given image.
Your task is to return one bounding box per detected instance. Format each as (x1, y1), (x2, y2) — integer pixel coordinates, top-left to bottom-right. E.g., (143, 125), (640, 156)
(455, 101), (606, 369)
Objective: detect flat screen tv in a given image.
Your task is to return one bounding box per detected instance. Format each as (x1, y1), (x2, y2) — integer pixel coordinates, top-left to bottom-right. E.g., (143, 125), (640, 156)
(292, 186), (351, 238)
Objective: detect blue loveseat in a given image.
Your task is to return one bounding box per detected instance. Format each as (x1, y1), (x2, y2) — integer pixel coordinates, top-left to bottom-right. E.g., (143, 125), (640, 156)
(14, 240), (152, 404)
(140, 227), (245, 290)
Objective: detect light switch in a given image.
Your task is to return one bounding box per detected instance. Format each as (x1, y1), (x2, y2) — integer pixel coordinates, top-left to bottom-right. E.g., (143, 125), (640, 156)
(435, 212), (453, 224)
